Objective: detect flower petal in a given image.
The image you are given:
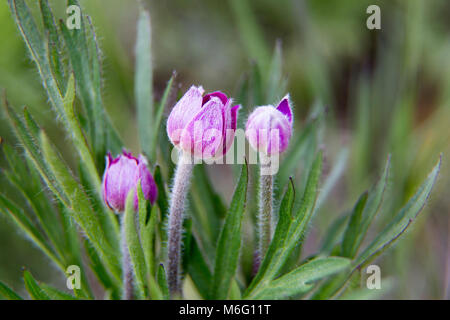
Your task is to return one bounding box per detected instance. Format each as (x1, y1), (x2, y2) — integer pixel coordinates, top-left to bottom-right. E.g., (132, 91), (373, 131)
(180, 97), (224, 158)
(202, 91), (228, 106)
(167, 85), (205, 145)
(276, 94), (293, 125)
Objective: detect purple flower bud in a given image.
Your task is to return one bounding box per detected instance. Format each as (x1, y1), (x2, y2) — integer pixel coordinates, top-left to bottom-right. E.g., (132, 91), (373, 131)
(245, 95), (293, 155)
(167, 86), (240, 159)
(102, 151), (158, 212)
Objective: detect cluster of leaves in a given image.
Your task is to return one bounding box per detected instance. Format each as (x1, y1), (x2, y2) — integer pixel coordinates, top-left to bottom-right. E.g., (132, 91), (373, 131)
(0, 0), (441, 300)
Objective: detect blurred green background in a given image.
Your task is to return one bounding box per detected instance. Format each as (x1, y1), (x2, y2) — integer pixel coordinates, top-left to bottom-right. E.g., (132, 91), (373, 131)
(0, 0), (449, 299)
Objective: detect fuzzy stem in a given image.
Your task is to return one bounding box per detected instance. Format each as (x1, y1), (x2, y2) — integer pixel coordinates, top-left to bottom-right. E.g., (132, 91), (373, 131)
(167, 152), (194, 297)
(121, 215), (133, 300)
(258, 166), (273, 263)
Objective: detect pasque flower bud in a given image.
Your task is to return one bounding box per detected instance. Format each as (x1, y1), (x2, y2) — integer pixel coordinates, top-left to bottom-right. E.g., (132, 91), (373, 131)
(245, 95), (293, 155)
(167, 85), (240, 159)
(102, 151), (157, 212)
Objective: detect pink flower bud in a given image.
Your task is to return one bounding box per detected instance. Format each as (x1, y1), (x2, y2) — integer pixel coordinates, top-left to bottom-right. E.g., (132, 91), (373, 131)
(245, 95), (293, 155)
(102, 151), (158, 212)
(167, 86), (240, 159)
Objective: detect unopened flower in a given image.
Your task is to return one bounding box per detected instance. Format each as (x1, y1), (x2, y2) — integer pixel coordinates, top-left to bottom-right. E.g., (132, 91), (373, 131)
(102, 151), (157, 212)
(245, 95), (293, 156)
(167, 86), (240, 159)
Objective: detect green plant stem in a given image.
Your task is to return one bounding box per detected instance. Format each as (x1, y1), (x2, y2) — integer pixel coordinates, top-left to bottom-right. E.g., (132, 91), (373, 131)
(258, 166), (273, 265)
(121, 215), (133, 300)
(167, 152), (194, 297)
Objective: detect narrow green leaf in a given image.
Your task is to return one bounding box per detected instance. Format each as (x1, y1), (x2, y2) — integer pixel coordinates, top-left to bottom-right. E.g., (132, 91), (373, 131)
(23, 270), (51, 300)
(138, 182), (157, 278)
(184, 235), (212, 299)
(148, 275), (163, 300)
(124, 190), (147, 299)
(8, 0), (66, 118)
(0, 194), (64, 270)
(319, 213), (350, 254)
(62, 75), (120, 243)
(2, 143), (66, 259)
(0, 281), (23, 300)
(84, 240), (119, 299)
(153, 165), (169, 224)
(253, 257), (351, 299)
(3, 101), (68, 206)
(341, 192), (369, 257)
(190, 164), (228, 261)
(62, 74), (100, 192)
(39, 130), (121, 282)
(40, 284), (79, 300)
(151, 73), (175, 162)
(246, 152), (323, 298)
(39, 0), (66, 91)
(353, 155), (441, 269)
(157, 264), (170, 300)
(342, 156), (391, 258)
(135, 8), (153, 159)
(211, 163), (248, 299)
(277, 113), (322, 192)
(228, 280), (242, 300)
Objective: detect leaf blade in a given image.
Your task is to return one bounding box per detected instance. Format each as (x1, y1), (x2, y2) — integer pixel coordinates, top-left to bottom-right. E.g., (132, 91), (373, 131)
(210, 163), (248, 299)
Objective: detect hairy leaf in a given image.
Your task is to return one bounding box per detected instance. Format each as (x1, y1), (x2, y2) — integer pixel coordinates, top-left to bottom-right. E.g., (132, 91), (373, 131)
(211, 163), (248, 299)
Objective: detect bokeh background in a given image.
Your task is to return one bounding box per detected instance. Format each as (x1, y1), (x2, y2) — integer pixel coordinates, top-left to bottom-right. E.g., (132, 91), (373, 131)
(0, 0), (449, 299)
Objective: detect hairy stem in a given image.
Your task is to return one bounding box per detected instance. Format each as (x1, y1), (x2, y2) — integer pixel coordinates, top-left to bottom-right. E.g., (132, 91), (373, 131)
(121, 215), (133, 300)
(258, 167), (273, 264)
(167, 152), (194, 297)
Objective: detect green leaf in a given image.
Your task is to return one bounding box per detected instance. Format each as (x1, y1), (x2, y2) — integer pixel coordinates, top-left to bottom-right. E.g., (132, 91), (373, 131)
(138, 186), (157, 279)
(190, 164), (227, 261)
(313, 155), (441, 300)
(245, 151), (323, 298)
(153, 165), (169, 224)
(63, 75), (120, 244)
(8, 0), (65, 115)
(39, 0), (66, 91)
(0, 281), (23, 300)
(40, 284), (79, 300)
(277, 112), (322, 193)
(252, 257), (351, 299)
(353, 155), (441, 269)
(210, 163), (248, 299)
(39, 130), (121, 282)
(0, 194), (63, 270)
(62, 74), (100, 192)
(134, 7), (153, 160)
(23, 270), (51, 300)
(341, 156), (391, 258)
(183, 235), (212, 299)
(319, 213), (349, 254)
(2, 143), (66, 260)
(124, 190), (147, 299)
(151, 73), (175, 162)
(156, 265), (170, 300)
(228, 280), (242, 300)
(3, 101), (68, 206)
(84, 240), (119, 299)
(341, 192), (369, 257)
